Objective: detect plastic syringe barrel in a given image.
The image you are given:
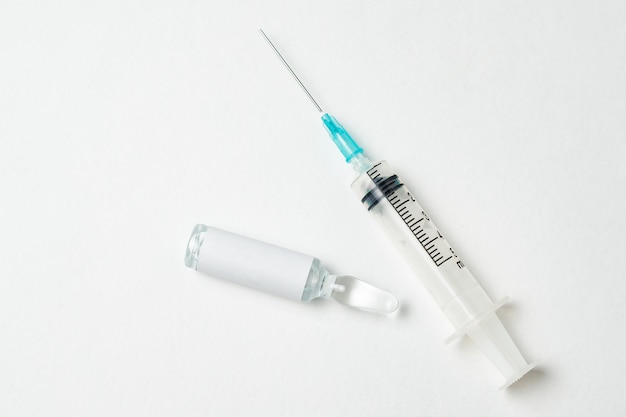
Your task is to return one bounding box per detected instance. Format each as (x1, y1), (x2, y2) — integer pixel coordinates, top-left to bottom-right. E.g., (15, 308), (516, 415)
(351, 161), (491, 325)
(351, 160), (536, 386)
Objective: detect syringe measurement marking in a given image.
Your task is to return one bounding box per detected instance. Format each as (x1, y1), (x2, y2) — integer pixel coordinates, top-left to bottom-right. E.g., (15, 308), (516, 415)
(366, 165), (453, 267)
(388, 188), (452, 267)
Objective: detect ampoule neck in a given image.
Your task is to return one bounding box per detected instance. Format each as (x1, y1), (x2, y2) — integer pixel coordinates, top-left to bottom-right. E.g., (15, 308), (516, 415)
(300, 258), (337, 302)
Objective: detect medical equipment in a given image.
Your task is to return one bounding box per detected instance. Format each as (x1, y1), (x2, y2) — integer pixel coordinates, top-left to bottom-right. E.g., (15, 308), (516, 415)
(185, 224), (399, 313)
(259, 28), (537, 387)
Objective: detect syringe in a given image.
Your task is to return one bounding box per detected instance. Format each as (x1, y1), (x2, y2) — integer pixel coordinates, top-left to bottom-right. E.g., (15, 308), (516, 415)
(259, 29), (538, 387)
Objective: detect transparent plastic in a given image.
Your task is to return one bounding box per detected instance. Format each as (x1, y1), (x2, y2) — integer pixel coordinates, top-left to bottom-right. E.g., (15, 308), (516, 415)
(351, 161), (537, 387)
(321, 113), (363, 162)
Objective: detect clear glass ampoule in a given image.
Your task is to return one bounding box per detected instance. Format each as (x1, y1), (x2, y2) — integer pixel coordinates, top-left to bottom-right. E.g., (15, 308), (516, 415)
(185, 224), (398, 313)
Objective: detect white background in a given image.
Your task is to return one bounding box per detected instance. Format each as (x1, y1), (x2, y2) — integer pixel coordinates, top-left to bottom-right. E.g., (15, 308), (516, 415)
(1, 1), (625, 416)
